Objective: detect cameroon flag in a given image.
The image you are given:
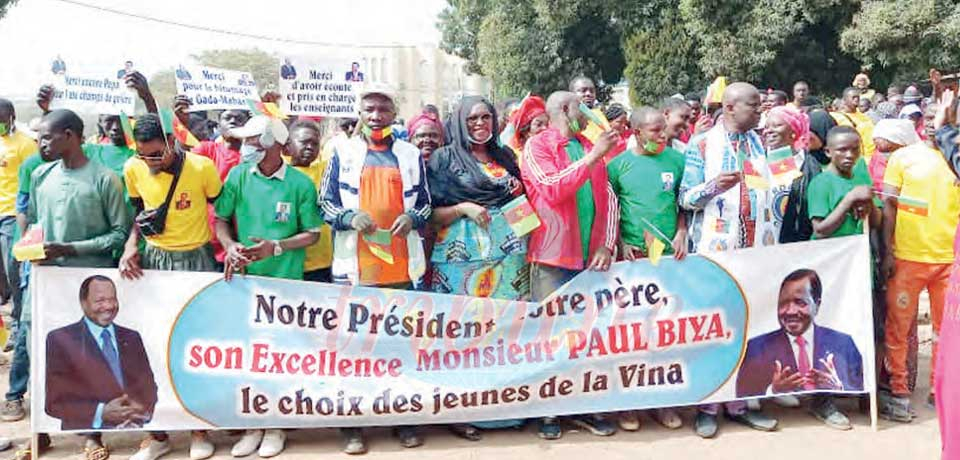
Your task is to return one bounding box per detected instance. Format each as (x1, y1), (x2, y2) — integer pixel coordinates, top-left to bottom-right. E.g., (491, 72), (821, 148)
(742, 159), (769, 190)
(363, 229), (395, 264)
(897, 196), (929, 216)
(502, 195), (540, 237)
(643, 230), (666, 266)
(159, 108), (200, 148)
(767, 146), (802, 186)
(13, 226), (45, 262)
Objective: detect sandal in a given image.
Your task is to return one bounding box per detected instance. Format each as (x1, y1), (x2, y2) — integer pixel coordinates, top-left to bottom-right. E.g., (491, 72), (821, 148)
(448, 423), (482, 441)
(84, 445), (110, 460)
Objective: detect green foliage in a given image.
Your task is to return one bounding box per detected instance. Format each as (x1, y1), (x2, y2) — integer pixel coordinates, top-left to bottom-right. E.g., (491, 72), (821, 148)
(841, 0), (960, 82)
(0, 0), (16, 19)
(440, 0), (628, 101)
(623, 9), (704, 105)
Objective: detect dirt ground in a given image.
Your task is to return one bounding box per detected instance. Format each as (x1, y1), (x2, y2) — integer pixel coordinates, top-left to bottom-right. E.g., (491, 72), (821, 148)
(0, 301), (943, 460)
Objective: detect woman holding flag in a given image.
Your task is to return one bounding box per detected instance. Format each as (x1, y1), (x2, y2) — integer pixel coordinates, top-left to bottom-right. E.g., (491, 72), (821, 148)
(425, 96), (529, 440)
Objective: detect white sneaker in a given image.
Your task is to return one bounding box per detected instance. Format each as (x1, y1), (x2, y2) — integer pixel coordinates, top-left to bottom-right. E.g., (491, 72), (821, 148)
(258, 430), (286, 458)
(773, 395), (801, 408)
(747, 399), (762, 411)
(232, 430), (264, 457)
(190, 432), (216, 460)
(130, 438), (172, 460)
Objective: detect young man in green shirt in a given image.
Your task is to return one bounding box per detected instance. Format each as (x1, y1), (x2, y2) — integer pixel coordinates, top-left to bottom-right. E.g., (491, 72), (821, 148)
(23, 109), (129, 460)
(607, 107), (687, 432)
(807, 126), (880, 239)
(214, 115), (321, 458)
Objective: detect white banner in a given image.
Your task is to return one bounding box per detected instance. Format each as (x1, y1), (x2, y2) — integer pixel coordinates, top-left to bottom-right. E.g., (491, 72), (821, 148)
(47, 69), (137, 115)
(31, 237), (875, 432)
(278, 57), (360, 117)
(175, 65), (260, 111)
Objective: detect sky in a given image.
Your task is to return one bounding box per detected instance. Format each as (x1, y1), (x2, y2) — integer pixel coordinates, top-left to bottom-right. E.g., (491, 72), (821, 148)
(0, 0), (447, 102)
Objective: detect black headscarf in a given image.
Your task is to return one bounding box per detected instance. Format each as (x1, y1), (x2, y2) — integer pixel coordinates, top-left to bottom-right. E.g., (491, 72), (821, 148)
(808, 109), (836, 165)
(427, 96), (523, 208)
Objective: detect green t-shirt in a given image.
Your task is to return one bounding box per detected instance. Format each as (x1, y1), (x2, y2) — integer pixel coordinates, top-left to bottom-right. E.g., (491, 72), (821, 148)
(806, 168), (871, 239)
(214, 163), (323, 280)
(14, 153), (45, 243)
(564, 139), (595, 262)
(84, 144), (135, 179)
(607, 146), (685, 252)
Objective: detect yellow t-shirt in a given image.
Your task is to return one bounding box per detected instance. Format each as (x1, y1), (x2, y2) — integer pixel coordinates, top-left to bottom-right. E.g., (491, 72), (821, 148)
(882, 143), (960, 264)
(284, 155), (332, 271)
(0, 131), (36, 216)
(124, 153), (223, 251)
(831, 111), (876, 160)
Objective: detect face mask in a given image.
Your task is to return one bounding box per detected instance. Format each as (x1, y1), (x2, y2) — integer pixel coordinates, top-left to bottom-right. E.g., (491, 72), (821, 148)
(0, 123), (7, 137)
(644, 140), (665, 154)
(469, 132), (493, 144)
(240, 144), (266, 164)
(361, 125), (393, 141)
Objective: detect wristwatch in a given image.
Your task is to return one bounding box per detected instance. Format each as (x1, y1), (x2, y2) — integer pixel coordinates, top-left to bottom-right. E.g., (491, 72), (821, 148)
(272, 240), (283, 257)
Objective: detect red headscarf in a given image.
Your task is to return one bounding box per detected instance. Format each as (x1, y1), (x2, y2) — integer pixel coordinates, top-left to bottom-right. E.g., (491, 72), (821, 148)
(406, 110), (444, 141)
(767, 106), (810, 151)
(509, 95), (547, 149)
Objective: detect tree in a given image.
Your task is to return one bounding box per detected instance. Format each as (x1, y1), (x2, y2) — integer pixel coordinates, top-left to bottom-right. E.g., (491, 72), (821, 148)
(841, 0), (960, 83)
(0, 0), (16, 19)
(439, 0), (629, 100)
(623, 8), (704, 105)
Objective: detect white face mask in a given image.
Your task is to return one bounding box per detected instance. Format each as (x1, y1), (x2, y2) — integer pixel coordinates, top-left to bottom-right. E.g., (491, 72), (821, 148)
(469, 132), (493, 145)
(240, 144), (266, 164)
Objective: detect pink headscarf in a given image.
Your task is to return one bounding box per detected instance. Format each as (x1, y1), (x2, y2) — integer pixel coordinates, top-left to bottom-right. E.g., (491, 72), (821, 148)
(406, 110), (444, 141)
(767, 105), (810, 151)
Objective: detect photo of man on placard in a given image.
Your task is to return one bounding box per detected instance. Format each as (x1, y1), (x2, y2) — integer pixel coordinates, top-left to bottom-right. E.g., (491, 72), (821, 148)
(736, 269), (864, 397)
(345, 61), (364, 82)
(281, 58), (297, 80)
(44, 275), (158, 430)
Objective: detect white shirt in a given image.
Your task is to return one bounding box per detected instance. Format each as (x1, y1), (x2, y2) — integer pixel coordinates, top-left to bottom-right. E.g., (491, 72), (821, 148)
(786, 326), (815, 372)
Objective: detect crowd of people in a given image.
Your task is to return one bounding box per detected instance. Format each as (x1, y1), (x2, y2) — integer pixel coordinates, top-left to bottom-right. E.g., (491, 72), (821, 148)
(0, 68), (957, 460)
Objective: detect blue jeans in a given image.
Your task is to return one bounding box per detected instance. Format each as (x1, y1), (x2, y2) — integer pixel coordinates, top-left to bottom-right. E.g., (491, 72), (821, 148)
(529, 263), (580, 302)
(6, 261), (28, 401)
(0, 217), (21, 327)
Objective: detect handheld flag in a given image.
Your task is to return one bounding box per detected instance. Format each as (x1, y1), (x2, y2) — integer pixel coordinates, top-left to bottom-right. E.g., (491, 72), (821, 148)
(118, 111), (137, 150)
(579, 102), (610, 130)
(644, 230), (667, 266)
(643, 140), (665, 154)
(742, 158), (770, 190)
(159, 108), (200, 148)
(363, 229), (395, 264)
(247, 100), (287, 120)
(896, 195), (929, 216)
(767, 146), (802, 186)
(13, 226), (45, 262)
(705, 77), (728, 105)
(501, 195), (541, 237)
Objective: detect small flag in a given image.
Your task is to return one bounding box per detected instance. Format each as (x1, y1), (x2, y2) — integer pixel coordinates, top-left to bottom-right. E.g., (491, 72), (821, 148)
(501, 195), (541, 237)
(247, 100), (286, 120)
(13, 226), (45, 262)
(643, 140), (665, 154)
(742, 159), (770, 190)
(579, 102), (610, 130)
(644, 230), (667, 266)
(767, 146), (802, 186)
(896, 195), (929, 216)
(118, 111), (137, 150)
(713, 217), (730, 234)
(158, 108), (175, 136)
(172, 113), (200, 148)
(363, 229), (394, 264)
(706, 77), (728, 104)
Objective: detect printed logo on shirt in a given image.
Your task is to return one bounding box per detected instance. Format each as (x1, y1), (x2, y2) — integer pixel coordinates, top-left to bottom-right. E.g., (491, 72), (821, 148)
(275, 202), (291, 223)
(175, 192), (191, 210)
(661, 172), (675, 192)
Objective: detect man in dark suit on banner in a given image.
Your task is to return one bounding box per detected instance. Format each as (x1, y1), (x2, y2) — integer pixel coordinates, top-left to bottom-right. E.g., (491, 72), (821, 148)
(345, 62), (364, 82)
(736, 269), (864, 428)
(45, 275), (158, 431)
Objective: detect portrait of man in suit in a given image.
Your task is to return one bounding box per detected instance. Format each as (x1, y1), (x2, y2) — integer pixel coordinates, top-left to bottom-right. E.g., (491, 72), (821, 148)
(345, 61), (364, 82)
(280, 58), (297, 80)
(736, 269), (864, 397)
(44, 275), (158, 430)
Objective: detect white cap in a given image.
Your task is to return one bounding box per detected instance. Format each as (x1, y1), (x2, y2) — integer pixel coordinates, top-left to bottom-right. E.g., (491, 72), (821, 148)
(229, 115), (289, 145)
(359, 82), (397, 103)
(898, 104), (922, 119)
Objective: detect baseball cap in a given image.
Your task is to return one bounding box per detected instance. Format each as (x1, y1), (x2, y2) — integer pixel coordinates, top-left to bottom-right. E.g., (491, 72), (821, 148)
(229, 115), (289, 145)
(359, 82), (397, 103)
(898, 104), (922, 119)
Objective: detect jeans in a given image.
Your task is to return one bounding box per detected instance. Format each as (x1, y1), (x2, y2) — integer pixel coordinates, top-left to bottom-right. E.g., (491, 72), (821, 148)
(698, 401), (748, 416)
(0, 217), (21, 328)
(529, 263), (580, 302)
(5, 319), (28, 401)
